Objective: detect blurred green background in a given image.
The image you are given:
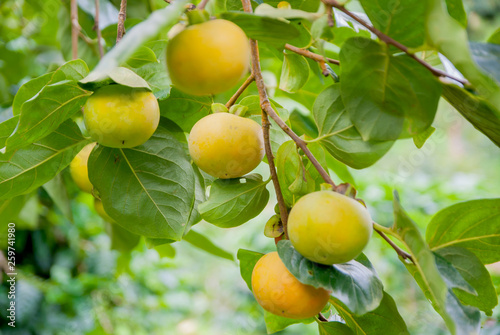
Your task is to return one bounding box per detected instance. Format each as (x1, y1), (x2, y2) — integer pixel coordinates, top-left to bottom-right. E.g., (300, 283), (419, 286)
(1, 0), (500, 334)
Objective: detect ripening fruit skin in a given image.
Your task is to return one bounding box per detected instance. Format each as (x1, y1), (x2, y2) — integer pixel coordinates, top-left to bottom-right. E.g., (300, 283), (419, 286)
(94, 198), (115, 223)
(167, 19), (250, 96)
(251, 252), (330, 319)
(83, 85), (160, 148)
(70, 142), (97, 193)
(288, 191), (373, 265)
(188, 113), (264, 179)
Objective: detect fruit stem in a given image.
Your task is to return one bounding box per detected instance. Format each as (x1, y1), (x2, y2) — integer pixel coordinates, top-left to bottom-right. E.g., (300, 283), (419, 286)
(226, 73), (255, 109)
(320, 0), (470, 86)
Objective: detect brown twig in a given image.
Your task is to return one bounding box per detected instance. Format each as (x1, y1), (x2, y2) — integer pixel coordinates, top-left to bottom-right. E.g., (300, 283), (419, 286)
(94, 0), (104, 58)
(321, 0), (469, 86)
(196, 0), (210, 10)
(226, 73), (255, 109)
(71, 0), (79, 59)
(325, 4), (334, 27)
(262, 108), (289, 239)
(285, 44), (339, 65)
(374, 228), (414, 263)
(116, 0), (127, 43)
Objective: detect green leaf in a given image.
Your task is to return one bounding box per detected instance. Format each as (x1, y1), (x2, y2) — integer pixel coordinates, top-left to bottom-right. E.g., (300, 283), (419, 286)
(413, 126), (435, 149)
(287, 19), (313, 48)
(263, 311), (314, 334)
(183, 229), (234, 261)
(0, 120), (89, 200)
(279, 53), (310, 93)
(276, 141), (324, 207)
(155, 243), (176, 258)
(79, 66), (151, 91)
(433, 252), (476, 295)
(43, 174), (73, 221)
(470, 43), (500, 84)
(186, 164), (208, 230)
(12, 72), (53, 116)
(426, 198), (500, 264)
(220, 12), (300, 45)
(126, 46), (159, 68)
(0, 195), (29, 229)
(80, 0), (188, 88)
(425, 0), (500, 111)
(198, 174), (270, 228)
(340, 38), (442, 141)
(359, 0), (426, 48)
(435, 247), (498, 315)
(330, 292), (409, 335)
(133, 40), (171, 100)
(327, 27), (371, 48)
(442, 83), (500, 147)
(445, 0), (467, 27)
(392, 192), (481, 335)
(488, 27), (500, 45)
(158, 87), (213, 132)
(323, 152), (356, 186)
(0, 116), (19, 149)
(4, 60), (91, 152)
(312, 84), (394, 169)
(277, 240), (384, 315)
(88, 119), (196, 240)
(318, 321), (354, 335)
(237, 248), (264, 290)
(4, 80), (91, 152)
(110, 223), (141, 252)
(145, 237), (176, 248)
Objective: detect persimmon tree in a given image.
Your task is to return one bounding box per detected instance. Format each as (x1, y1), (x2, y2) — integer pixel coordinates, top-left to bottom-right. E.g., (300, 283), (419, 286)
(1, 0), (499, 334)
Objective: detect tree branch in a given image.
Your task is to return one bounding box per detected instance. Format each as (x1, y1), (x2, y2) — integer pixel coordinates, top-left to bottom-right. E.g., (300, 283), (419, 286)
(242, 0), (289, 236)
(373, 225), (414, 263)
(285, 44), (339, 66)
(71, 0), (79, 60)
(321, 0), (470, 86)
(247, 42), (338, 189)
(116, 0), (127, 43)
(94, 0), (104, 58)
(262, 107), (289, 239)
(196, 0), (210, 10)
(226, 73), (255, 109)
(242, 0), (413, 264)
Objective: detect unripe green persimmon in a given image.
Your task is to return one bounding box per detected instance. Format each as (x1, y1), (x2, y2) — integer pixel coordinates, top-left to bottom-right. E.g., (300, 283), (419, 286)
(188, 113), (264, 179)
(251, 252), (330, 319)
(288, 191), (373, 265)
(83, 85), (160, 148)
(69, 142), (97, 193)
(167, 19), (250, 96)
